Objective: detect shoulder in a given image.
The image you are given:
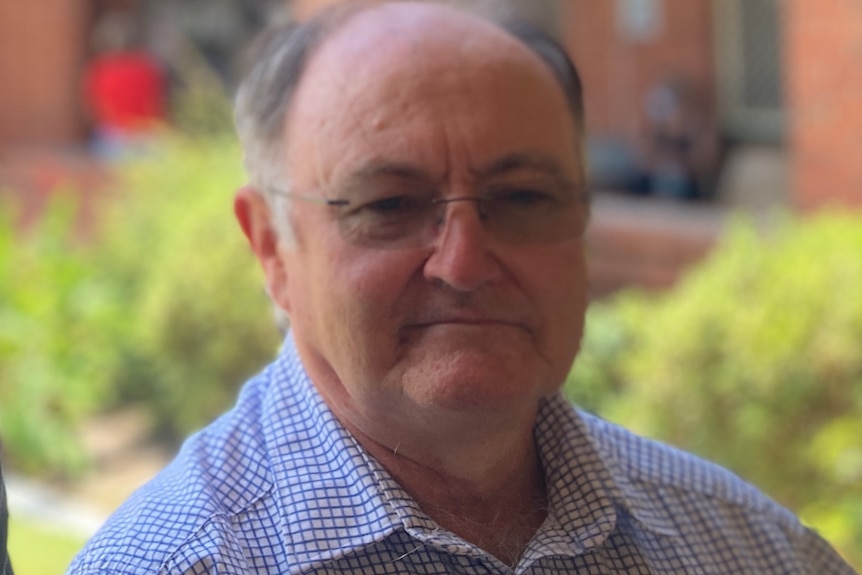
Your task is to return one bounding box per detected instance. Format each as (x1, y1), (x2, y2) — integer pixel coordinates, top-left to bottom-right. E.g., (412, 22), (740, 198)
(576, 409), (857, 573)
(577, 409), (778, 512)
(68, 371), (282, 575)
(68, 510), (277, 575)
(578, 411), (770, 508)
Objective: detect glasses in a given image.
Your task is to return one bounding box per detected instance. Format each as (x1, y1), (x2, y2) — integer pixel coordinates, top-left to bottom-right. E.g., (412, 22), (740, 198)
(270, 184), (590, 249)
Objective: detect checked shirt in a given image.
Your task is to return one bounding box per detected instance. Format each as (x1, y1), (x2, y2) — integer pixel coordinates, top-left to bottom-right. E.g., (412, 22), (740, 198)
(68, 333), (856, 574)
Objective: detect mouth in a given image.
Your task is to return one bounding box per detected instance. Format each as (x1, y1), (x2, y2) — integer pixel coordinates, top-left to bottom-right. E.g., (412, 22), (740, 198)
(413, 318), (516, 326)
(402, 317), (532, 335)
(398, 296), (538, 340)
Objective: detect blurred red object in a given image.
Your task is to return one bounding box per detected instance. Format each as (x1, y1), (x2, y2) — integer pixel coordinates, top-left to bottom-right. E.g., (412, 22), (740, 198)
(83, 50), (166, 133)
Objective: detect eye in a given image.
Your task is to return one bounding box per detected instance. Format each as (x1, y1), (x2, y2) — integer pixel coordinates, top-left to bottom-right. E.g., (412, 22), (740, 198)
(347, 194), (427, 219)
(363, 195), (416, 213)
(492, 187), (557, 207)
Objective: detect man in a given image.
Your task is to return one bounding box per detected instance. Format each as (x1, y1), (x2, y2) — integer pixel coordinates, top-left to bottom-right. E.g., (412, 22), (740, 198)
(69, 2), (856, 574)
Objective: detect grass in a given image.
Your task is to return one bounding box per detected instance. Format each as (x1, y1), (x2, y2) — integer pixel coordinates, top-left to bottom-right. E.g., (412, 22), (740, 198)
(8, 516), (87, 574)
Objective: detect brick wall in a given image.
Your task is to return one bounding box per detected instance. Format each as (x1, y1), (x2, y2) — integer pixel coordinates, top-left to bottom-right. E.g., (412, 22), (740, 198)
(0, 0), (90, 149)
(0, 0), (722, 298)
(784, 0), (862, 211)
(6, 0), (861, 213)
(586, 196), (720, 297)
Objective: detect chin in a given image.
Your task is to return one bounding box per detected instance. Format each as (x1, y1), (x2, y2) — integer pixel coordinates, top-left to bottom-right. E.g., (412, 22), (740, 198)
(400, 354), (552, 414)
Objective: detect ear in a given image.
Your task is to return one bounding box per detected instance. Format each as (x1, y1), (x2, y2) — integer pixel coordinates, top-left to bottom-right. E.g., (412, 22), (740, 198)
(234, 185), (293, 314)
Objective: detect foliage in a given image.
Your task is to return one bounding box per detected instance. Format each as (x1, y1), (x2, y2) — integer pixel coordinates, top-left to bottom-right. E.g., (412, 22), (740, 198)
(96, 135), (281, 441)
(0, 133), (281, 477)
(0, 196), (121, 476)
(7, 516), (87, 575)
(566, 212), (862, 569)
(169, 68), (236, 137)
(168, 36), (237, 138)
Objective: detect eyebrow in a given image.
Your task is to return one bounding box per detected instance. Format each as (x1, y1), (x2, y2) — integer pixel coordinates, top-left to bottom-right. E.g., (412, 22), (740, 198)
(472, 152), (577, 185)
(338, 151), (581, 194)
(347, 162), (442, 185)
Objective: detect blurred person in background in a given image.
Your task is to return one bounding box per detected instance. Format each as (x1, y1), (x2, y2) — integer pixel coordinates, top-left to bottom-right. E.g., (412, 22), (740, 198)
(632, 74), (720, 200)
(82, 9), (167, 160)
(68, 2), (856, 574)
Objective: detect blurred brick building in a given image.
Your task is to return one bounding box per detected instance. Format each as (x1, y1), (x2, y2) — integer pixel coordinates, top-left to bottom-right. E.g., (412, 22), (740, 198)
(0, 0), (276, 149)
(0, 0), (91, 147)
(1, 0), (860, 294)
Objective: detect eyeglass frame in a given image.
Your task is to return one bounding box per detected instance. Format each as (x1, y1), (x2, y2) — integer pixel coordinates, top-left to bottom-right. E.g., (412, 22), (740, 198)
(266, 183), (591, 249)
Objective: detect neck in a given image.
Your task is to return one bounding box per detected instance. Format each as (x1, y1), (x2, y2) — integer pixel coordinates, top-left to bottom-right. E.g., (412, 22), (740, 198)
(295, 339), (550, 564)
(343, 408), (548, 566)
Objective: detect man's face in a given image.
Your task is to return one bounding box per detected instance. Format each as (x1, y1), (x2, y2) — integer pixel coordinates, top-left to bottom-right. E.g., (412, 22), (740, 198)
(269, 5), (588, 433)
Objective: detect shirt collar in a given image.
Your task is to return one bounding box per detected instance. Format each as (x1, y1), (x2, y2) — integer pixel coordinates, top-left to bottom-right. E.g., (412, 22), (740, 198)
(535, 394), (680, 540)
(265, 334), (677, 571)
(265, 335), (505, 565)
(262, 334), (404, 570)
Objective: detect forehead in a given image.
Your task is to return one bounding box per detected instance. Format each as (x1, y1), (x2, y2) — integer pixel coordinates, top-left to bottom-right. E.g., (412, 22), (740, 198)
(284, 2), (580, 187)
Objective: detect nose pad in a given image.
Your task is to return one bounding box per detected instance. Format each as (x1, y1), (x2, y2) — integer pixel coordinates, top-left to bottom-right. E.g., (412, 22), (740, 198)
(432, 197), (487, 232)
(424, 197), (502, 291)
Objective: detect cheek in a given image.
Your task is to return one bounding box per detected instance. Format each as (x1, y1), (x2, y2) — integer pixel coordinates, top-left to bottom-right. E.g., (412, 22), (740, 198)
(524, 241), (587, 304)
(557, 246), (589, 322)
(315, 249), (426, 349)
(331, 251), (410, 311)
(530, 244), (589, 352)
(314, 251), (434, 396)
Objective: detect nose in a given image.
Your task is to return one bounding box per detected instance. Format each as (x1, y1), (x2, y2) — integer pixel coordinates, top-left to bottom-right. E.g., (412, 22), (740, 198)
(422, 200), (504, 292)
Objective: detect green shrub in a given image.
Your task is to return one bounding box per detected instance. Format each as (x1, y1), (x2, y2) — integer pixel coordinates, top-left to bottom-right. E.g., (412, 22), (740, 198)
(8, 516), (87, 575)
(0, 133), (282, 477)
(94, 135), (281, 441)
(567, 213), (862, 569)
(0, 195), (121, 476)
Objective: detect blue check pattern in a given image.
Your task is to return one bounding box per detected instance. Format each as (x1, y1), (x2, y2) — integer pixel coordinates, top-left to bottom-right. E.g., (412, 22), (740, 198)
(68, 333), (856, 574)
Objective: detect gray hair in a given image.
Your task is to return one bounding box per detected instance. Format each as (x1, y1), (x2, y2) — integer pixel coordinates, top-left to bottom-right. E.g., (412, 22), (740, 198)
(233, 5), (355, 243)
(233, 0), (585, 230)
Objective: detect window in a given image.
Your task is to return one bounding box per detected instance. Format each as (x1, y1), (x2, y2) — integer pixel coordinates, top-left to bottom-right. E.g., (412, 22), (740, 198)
(714, 0), (784, 143)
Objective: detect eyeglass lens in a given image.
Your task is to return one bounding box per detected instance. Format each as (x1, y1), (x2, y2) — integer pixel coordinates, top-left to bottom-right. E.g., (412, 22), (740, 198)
(335, 191), (588, 249)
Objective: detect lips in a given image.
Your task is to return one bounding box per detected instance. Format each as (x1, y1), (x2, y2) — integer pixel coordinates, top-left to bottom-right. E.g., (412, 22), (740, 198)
(402, 311), (534, 335)
(410, 317), (521, 328)
(398, 291), (538, 337)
